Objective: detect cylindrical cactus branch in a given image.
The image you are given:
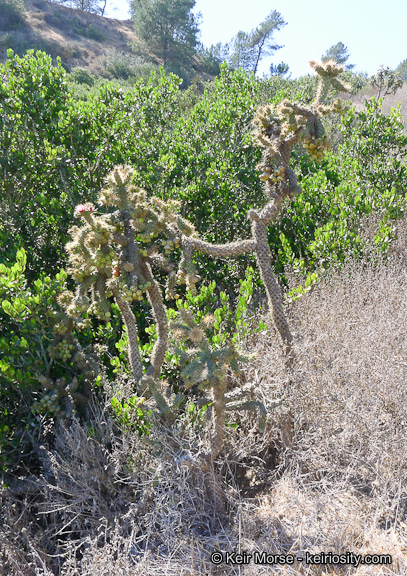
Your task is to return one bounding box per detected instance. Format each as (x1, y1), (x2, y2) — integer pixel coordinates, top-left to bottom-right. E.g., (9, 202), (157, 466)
(112, 289), (144, 382)
(141, 261), (168, 380)
(179, 60), (350, 349)
(172, 308), (268, 513)
(171, 309), (259, 460)
(63, 166), (199, 389)
(252, 219), (293, 347)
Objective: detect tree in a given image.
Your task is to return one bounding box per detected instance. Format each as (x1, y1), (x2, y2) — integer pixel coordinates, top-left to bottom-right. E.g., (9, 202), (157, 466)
(229, 31), (255, 71)
(198, 42), (230, 76)
(226, 10), (286, 74)
(396, 59), (407, 81)
(130, 0), (201, 69)
(322, 42), (355, 70)
(50, 0), (107, 15)
(270, 61), (290, 77)
(249, 10), (286, 74)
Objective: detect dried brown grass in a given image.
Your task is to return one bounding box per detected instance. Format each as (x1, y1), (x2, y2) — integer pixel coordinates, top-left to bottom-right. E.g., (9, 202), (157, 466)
(343, 85), (407, 132)
(1, 217), (406, 575)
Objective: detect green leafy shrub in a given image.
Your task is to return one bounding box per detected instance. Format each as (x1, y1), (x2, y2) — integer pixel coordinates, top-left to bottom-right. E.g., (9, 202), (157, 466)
(0, 249), (99, 473)
(337, 97), (407, 195)
(103, 49), (159, 81)
(0, 49), (73, 274)
(0, 50), (182, 278)
(67, 67), (95, 86)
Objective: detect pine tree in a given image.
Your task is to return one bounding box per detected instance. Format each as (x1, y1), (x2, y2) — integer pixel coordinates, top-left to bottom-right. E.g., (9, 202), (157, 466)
(226, 10), (286, 74)
(322, 42), (355, 71)
(249, 10), (286, 74)
(130, 0), (200, 69)
(396, 59), (407, 82)
(270, 61), (290, 77)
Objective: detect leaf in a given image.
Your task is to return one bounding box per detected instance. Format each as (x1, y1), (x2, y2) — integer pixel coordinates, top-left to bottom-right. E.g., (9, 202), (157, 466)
(12, 297), (26, 314)
(2, 300), (13, 316)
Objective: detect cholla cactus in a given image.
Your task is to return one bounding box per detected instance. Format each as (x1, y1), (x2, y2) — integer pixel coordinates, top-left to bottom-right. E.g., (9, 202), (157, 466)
(171, 308), (268, 512)
(64, 165), (198, 386)
(369, 65), (403, 99)
(172, 309), (266, 459)
(62, 60), (348, 471)
(242, 60), (351, 347)
(176, 66), (351, 354)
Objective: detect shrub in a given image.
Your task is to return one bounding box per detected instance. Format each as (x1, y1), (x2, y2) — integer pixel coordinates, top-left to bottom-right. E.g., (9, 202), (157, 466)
(103, 49), (158, 81)
(0, 0), (25, 31)
(67, 66), (95, 86)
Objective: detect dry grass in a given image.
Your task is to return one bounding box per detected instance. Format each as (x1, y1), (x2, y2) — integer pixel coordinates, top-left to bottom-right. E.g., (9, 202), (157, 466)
(342, 84), (407, 132)
(0, 0), (140, 74)
(1, 216), (406, 575)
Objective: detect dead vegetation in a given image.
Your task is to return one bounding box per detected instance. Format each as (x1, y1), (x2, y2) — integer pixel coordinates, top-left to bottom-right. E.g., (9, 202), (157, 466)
(0, 0), (140, 74)
(343, 84), (407, 132)
(0, 212), (406, 575)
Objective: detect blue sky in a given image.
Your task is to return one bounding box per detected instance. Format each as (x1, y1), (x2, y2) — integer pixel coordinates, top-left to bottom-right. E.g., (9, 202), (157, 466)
(103, 0), (406, 79)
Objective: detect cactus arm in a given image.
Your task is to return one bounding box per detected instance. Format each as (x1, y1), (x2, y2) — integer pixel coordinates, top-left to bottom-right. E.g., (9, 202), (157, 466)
(141, 262), (169, 380)
(112, 288), (144, 382)
(209, 377), (227, 460)
(182, 236), (257, 258)
(139, 375), (173, 421)
(224, 399), (267, 432)
(252, 219), (293, 348)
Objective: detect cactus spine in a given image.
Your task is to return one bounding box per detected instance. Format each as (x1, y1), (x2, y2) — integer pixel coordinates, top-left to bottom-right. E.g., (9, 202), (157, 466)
(172, 308), (265, 512)
(64, 166), (198, 395)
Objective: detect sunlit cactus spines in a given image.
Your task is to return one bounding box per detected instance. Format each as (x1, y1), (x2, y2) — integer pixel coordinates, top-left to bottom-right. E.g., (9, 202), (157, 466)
(64, 165), (200, 390)
(171, 309), (264, 461)
(239, 59), (351, 349)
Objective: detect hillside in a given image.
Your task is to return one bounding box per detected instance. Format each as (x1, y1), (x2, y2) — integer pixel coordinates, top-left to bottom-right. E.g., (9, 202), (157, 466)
(0, 0), (140, 74)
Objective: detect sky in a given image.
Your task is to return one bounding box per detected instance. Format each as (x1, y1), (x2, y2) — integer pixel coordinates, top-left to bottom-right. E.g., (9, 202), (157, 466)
(103, 0), (406, 79)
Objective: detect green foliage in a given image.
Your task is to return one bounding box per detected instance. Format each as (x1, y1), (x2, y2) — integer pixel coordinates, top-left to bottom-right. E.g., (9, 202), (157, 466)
(176, 267), (266, 349)
(267, 98), (407, 285)
(110, 395), (152, 435)
(0, 250), (70, 470)
(340, 70), (369, 94)
(103, 49), (159, 81)
(172, 308), (249, 391)
(257, 74), (319, 106)
(154, 66), (262, 290)
(0, 49), (73, 274)
(131, 0), (200, 73)
(2, 51), (407, 475)
(196, 44), (225, 76)
(54, 0), (106, 15)
(67, 67), (96, 87)
(0, 50), (183, 278)
(220, 10), (286, 75)
(369, 66), (403, 98)
(248, 10), (286, 75)
(395, 58), (407, 81)
(270, 62), (290, 77)
(321, 41), (355, 70)
(72, 21), (106, 41)
(337, 98), (407, 196)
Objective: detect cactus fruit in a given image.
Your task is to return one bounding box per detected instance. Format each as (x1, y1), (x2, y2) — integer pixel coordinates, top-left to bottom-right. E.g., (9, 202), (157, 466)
(64, 165), (202, 398)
